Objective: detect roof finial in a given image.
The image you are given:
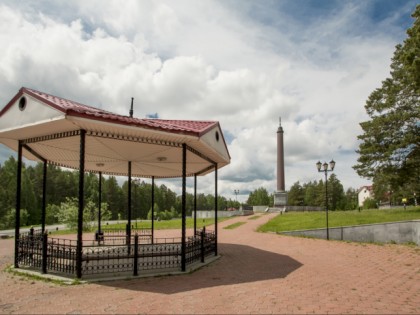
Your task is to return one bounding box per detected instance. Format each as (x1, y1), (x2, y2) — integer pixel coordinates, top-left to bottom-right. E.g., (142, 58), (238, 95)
(279, 116), (281, 126)
(129, 97), (134, 118)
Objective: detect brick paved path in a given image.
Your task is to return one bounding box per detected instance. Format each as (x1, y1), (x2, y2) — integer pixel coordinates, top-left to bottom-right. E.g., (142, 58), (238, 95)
(0, 213), (419, 314)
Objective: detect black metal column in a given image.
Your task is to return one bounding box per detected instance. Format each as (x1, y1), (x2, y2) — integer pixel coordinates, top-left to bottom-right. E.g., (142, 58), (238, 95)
(127, 162), (132, 242)
(14, 141), (23, 268)
(41, 160), (47, 234)
(181, 144), (187, 271)
(98, 171), (102, 234)
(325, 171), (329, 240)
(151, 176), (155, 243)
(194, 174), (197, 235)
(76, 130), (86, 279)
(214, 163), (218, 256)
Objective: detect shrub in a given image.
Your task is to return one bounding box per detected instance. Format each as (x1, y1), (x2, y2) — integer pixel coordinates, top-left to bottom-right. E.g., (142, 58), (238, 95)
(55, 197), (111, 231)
(1, 208), (30, 229)
(363, 198), (378, 210)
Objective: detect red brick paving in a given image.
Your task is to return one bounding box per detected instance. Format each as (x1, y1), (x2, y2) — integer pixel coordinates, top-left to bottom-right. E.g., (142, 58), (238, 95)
(0, 213), (419, 314)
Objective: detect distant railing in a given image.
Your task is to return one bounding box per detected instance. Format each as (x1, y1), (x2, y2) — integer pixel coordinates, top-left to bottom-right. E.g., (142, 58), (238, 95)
(284, 206), (323, 212)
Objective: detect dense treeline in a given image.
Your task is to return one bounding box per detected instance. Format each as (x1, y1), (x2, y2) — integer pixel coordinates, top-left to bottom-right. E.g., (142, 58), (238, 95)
(0, 156), (239, 229)
(286, 174), (358, 210)
(246, 174), (358, 210)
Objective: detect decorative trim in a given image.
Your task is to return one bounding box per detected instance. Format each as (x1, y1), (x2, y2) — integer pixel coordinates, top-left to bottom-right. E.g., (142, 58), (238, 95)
(21, 130), (81, 144)
(87, 131), (182, 148)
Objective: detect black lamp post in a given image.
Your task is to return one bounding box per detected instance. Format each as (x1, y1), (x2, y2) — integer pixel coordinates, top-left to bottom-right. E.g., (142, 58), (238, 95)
(316, 159), (336, 240)
(234, 189), (239, 203)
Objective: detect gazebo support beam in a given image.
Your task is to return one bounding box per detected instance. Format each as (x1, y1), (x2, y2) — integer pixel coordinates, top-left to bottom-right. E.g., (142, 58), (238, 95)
(152, 176), (155, 244)
(76, 130), (86, 279)
(41, 161), (47, 234)
(128, 162), (132, 243)
(98, 172), (102, 235)
(181, 144), (187, 271)
(214, 163), (218, 256)
(14, 141), (23, 268)
(194, 174), (197, 235)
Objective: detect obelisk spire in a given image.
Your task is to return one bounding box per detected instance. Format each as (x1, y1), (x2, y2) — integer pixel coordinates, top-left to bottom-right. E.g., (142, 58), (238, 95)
(277, 117), (285, 191)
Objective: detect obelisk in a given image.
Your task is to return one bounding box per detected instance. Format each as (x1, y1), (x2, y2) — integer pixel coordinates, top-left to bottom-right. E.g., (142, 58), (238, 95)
(274, 118), (288, 208)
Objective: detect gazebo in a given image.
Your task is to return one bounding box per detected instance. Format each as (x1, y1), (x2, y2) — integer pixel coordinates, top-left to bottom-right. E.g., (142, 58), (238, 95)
(0, 87), (230, 279)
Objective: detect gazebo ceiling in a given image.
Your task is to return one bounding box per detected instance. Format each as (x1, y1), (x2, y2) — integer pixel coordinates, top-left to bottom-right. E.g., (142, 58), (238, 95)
(0, 87), (231, 177)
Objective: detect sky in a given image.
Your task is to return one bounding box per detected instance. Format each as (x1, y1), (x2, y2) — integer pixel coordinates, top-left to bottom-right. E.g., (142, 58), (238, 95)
(0, 0), (417, 202)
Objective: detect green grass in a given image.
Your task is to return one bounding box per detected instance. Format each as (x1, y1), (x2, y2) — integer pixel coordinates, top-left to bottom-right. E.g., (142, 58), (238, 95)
(5, 265), (78, 285)
(48, 217), (231, 235)
(223, 222), (246, 229)
(257, 207), (420, 233)
(107, 217), (230, 230)
(247, 215), (262, 220)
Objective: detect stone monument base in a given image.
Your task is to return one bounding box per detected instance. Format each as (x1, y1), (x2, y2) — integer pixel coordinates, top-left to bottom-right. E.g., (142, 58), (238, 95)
(274, 191), (288, 208)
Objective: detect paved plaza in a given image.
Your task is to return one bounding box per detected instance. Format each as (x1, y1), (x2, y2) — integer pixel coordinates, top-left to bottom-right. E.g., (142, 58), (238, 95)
(0, 213), (419, 314)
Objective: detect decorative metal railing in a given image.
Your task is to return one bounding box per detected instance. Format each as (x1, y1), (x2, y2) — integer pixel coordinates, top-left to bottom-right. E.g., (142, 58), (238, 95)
(17, 227), (215, 278)
(47, 238), (77, 275)
(17, 228), (43, 269)
(100, 227), (153, 244)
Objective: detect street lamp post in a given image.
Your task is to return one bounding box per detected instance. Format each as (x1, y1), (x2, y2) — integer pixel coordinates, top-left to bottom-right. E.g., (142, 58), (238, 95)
(316, 160), (336, 240)
(234, 189), (239, 203)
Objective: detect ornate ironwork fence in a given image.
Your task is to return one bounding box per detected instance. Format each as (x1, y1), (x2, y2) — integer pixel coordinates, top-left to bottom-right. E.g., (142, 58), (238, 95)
(17, 228), (215, 278)
(101, 226), (153, 244)
(17, 228), (43, 269)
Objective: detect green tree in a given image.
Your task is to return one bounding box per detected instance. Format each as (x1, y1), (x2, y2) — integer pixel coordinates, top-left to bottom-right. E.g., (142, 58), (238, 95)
(354, 5), (420, 195)
(247, 187), (270, 206)
(45, 204), (60, 225)
(55, 197), (110, 231)
(327, 174), (345, 211)
(363, 198), (378, 210)
(344, 188), (358, 210)
(103, 176), (124, 219)
(0, 208), (30, 229)
(84, 172), (99, 205)
(0, 158), (19, 222)
(196, 193), (208, 210)
(313, 180), (325, 207)
(140, 182), (152, 218)
(288, 182), (304, 206)
(303, 181), (322, 206)
(0, 157), (38, 225)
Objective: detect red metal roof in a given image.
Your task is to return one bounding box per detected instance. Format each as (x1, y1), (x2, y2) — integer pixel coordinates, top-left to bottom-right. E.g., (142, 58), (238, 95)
(0, 87), (231, 177)
(3, 87), (218, 137)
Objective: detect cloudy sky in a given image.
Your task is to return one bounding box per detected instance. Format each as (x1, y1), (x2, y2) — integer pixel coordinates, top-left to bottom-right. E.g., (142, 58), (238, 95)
(0, 0), (417, 202)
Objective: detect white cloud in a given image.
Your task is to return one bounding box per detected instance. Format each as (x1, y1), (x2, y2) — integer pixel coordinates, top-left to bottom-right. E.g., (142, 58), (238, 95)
(0, 0), (416, 201)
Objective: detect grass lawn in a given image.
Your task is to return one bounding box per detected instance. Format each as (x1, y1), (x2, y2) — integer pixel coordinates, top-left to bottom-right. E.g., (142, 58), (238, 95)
(247, 215), (263, 220)
(49, 217), (232, 235)
(223, 221), (246, 229)
(258, 207), (420, 233)
(108, 217), (231, 230)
